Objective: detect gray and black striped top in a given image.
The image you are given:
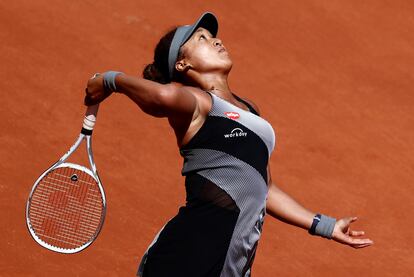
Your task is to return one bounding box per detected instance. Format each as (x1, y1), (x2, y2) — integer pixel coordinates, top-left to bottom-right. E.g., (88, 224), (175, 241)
(180, 92), (276, 276)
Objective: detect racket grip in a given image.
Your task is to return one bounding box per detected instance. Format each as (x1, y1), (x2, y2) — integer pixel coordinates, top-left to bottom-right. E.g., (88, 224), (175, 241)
(82, 104), (100, 134)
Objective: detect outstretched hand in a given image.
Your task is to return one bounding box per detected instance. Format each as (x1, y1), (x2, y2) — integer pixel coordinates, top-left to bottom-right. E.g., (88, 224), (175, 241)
(84, 73), (112, 106)
(332, 217), (373, 249)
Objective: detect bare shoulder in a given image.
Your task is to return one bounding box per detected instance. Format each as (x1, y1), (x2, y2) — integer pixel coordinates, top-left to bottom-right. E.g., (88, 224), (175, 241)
(180, 86), (212, 114)
(172, 86), (212, 147)
(241, 97), (261, 115)
(158, 83), (202, 111)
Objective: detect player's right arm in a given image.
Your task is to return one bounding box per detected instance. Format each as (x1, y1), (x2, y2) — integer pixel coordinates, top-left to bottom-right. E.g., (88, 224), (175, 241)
(85, 73), (198, 122)
(116, 74), (197, 119)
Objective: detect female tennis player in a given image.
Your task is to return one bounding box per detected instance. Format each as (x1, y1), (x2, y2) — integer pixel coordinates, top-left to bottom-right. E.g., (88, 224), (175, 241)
(84, 12), (373, 277)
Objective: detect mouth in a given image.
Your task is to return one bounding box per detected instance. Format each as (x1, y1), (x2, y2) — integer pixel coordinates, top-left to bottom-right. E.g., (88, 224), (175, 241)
(218, 47), (227, 53)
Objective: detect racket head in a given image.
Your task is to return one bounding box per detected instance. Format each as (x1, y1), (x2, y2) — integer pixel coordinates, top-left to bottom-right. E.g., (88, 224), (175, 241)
(26, 162), (106, 254)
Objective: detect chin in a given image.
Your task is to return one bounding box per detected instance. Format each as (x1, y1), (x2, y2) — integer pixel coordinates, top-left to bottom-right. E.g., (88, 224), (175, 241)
(223, 60), (233, 74)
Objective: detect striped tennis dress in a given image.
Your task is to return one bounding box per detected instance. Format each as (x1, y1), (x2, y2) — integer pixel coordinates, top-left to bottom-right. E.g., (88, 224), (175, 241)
(138, 92), (276, 277)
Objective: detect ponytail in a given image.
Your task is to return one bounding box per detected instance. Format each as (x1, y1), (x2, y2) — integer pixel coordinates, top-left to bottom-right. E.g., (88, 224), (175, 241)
(142, 27), (180, 84)
(143, 63), (168, 84)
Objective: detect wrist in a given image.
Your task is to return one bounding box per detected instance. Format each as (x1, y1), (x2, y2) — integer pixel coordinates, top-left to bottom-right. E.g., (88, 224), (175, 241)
(103, 71), (124, 94)
(308, 213), (321, 235)
(308, 213), (336, 239)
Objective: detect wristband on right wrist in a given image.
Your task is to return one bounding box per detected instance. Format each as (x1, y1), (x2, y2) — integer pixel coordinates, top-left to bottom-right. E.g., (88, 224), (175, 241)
(103, 71), (124, 94)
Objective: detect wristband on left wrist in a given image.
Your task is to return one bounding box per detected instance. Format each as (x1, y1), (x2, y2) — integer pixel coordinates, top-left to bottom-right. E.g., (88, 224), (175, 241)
(308, 213), (336, 239)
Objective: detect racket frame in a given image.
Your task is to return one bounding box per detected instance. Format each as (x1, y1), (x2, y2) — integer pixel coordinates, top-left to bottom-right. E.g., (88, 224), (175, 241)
(26, 104), (106, 254)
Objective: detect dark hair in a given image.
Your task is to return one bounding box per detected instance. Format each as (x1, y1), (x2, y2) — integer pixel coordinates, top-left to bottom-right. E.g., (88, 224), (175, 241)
(143, 27), (183, 84)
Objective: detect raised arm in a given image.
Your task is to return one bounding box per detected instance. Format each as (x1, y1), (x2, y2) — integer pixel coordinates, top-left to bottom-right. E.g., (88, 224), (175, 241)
(84, 72), (200, 145)
(85, 72), (197, 118)
(265, 164), (374, 248)
(115, 74), (197, 119)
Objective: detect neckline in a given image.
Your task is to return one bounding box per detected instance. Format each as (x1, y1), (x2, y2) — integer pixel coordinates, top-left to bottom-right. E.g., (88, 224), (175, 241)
(208, 91), (252, 113)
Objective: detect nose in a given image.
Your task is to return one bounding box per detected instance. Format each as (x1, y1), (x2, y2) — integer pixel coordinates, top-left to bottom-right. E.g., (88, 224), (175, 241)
(213, 38), (222, 47)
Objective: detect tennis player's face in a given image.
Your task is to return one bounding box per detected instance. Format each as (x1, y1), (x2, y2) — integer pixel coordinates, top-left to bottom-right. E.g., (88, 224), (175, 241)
(179, 27), (232, 75)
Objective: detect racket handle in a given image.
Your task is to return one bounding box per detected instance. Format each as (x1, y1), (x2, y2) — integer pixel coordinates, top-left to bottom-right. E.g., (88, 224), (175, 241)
(82, 104), (100, 135)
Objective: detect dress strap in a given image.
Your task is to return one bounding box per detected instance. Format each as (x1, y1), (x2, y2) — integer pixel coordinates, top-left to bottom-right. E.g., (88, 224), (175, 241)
(232, 93), (260, 116)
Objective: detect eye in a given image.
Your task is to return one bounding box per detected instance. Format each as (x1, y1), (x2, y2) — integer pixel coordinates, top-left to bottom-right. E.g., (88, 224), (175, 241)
(199, 34), (206, 40)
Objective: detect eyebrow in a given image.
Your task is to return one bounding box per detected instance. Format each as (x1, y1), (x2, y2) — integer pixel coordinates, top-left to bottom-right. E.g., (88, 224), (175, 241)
(195, 28), (212, 37)
(195, 29), (205, 35)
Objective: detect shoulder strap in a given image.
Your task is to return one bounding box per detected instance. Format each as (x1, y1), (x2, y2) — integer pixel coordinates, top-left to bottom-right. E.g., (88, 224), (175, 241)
(232, 93), (260, 116)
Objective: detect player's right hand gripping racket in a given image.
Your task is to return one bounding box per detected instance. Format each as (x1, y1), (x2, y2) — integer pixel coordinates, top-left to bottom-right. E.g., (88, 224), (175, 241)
(25, 104), (106, 254)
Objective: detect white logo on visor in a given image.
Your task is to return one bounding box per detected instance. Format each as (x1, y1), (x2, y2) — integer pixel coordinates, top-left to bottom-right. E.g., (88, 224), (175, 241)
(224, 128), (248, 138)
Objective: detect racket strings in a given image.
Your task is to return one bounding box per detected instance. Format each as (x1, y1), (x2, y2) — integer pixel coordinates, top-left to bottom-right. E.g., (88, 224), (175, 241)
(28, 166), (104, 250)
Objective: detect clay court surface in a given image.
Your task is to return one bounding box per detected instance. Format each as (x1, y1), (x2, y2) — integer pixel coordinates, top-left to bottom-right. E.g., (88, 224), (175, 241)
(1, 0), (414, 276)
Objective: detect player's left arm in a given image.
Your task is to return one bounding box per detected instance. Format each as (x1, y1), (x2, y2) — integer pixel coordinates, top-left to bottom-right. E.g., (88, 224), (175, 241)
(245, 97), (373, 247)
(243, 98), (317, 229)
(265, 163), (374, 248)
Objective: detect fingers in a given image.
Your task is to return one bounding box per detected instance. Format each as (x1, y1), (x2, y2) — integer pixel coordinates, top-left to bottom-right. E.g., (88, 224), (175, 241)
(349, 230), (365, 237)
(348, 237), (373, 245)
(350, 216), (358, 223)
(84, 94), (94, 106)
(343, 216), (357, 226)
(84, 73), (103, 106)
(333, 230), (374, 249)
(353, 243), (373, 249)
(333, 216), (374, 249)
(84, 87), (94, 106)
(341, 217), (365, 237)
(348, 238), (374, 249)
(335, 216), (359, 233)
(91, 72), (101, 79)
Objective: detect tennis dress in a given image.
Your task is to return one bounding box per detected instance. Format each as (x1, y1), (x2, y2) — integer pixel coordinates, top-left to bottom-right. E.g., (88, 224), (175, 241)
(137, 92), (276, 277)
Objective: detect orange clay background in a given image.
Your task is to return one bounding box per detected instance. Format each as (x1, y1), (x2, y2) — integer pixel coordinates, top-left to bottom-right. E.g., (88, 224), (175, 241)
(1, 0), (413, 276)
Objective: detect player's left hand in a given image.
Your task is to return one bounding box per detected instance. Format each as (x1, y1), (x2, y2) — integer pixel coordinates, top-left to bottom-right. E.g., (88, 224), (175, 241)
(331, 217), (374, 248)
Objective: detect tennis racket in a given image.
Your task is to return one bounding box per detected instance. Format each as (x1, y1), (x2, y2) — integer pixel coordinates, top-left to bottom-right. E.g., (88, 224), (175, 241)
(25, 102), (106, 254)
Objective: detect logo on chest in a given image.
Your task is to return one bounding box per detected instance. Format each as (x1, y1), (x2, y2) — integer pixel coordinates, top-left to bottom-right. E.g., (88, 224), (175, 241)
(224, 128), (248, 138)
(224, 112), (240, 120)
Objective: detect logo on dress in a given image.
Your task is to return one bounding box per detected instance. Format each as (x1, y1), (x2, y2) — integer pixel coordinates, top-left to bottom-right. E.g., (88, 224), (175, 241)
(224, 128), (248, 138)
(224, 112), (240, 120)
